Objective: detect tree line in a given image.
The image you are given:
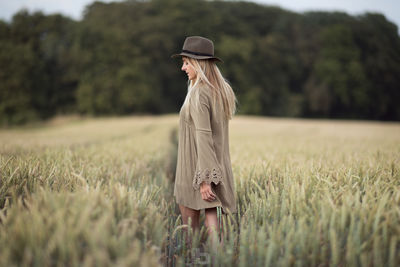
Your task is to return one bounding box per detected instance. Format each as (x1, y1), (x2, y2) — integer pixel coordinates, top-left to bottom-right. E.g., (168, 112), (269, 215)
(1, 0), (400, 125)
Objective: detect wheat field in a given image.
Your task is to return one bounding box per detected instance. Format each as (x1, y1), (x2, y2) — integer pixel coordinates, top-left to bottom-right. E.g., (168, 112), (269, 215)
(0, 114), (399, 266)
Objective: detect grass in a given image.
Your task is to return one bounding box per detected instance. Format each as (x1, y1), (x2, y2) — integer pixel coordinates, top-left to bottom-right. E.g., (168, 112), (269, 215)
(0, 114), (399, 266)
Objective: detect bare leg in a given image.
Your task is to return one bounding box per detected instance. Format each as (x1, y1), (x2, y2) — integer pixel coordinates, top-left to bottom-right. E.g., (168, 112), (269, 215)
(179, 205), (200, 231)
(179, 204), (200, 249)
(204, 207), (221, 246)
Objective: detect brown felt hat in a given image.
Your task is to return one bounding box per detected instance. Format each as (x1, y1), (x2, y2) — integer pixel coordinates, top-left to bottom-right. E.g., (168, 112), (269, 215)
(171, 36), (223, 62)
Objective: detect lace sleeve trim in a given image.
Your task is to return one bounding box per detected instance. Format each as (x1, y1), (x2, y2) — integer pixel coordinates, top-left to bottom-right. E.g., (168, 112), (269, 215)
(193, 167), (223, 190)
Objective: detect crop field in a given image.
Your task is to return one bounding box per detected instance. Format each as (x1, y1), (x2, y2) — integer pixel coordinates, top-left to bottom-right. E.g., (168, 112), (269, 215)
(0, 114), (399, 266)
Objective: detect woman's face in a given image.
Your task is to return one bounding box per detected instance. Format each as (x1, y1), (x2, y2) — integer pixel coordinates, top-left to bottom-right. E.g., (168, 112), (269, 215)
(181, 57), (197, 81)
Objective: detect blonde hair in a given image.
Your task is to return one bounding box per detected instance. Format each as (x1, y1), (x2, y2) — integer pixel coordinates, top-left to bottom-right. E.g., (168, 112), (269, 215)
(181, 57), (237, 120)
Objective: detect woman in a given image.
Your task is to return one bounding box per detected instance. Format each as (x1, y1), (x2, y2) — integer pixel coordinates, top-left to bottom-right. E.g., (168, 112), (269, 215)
(171, 36), (237, 242)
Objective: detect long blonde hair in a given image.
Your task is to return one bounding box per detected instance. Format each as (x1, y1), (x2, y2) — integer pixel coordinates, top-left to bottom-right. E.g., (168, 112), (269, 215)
(181, 57), (237, 120)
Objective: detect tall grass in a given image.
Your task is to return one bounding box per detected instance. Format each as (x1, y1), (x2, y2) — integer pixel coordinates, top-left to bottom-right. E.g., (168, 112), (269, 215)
(0, 115), (399, 266)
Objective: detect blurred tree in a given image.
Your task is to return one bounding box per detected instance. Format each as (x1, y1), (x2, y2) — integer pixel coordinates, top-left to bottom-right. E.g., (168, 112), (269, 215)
(354, 13), (400, 120)
(0, 10), (77, 125)
(0, 39), (39, 125)
(304, 24), (370, 118)
(1, 0), (400, 125)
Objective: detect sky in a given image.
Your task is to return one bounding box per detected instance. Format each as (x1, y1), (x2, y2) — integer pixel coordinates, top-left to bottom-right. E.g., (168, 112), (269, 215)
(0, 0), (399, 32)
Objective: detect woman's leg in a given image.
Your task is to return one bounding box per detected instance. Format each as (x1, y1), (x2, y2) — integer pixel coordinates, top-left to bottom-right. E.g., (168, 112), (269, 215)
(179, 205), (200, 249)
(204, 207), (223, 246)
(179, 205), (200, 231)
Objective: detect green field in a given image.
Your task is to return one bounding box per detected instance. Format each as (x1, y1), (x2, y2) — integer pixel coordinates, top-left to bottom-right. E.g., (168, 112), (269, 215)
(1, 115), (399, 266)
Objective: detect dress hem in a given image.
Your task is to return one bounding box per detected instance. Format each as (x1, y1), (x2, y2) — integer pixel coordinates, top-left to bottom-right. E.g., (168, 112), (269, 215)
(175, 198), (236, 215)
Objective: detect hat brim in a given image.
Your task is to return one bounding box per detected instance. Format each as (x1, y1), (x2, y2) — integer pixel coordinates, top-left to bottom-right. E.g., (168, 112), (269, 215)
(171, 52), (223, 63)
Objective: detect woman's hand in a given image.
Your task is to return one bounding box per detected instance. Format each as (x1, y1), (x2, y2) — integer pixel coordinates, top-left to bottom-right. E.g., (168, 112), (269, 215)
(200, 182), (216, 202)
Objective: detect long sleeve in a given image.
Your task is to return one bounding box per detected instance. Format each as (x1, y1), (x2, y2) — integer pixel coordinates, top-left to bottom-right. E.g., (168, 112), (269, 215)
(190, 90), (223, 190)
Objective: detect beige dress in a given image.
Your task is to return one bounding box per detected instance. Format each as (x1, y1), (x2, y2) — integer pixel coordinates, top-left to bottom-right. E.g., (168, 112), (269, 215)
(173, 85), (237, 214)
